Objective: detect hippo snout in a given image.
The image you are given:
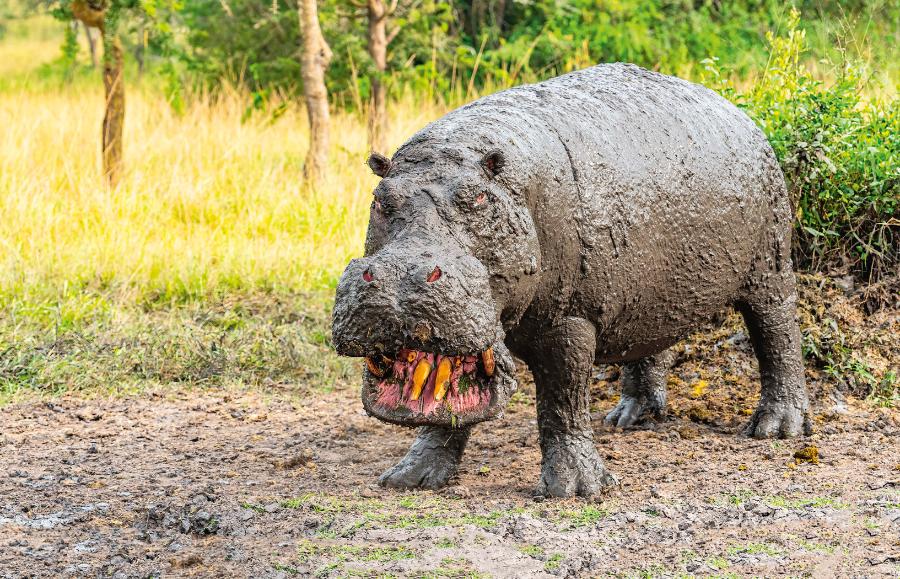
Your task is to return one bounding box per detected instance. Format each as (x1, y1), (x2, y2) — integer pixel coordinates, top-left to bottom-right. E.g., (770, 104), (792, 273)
(332, 245), (500, 357)
(331, 242), (517, 427)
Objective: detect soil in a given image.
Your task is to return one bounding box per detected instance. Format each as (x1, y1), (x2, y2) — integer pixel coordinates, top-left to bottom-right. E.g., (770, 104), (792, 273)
(1, 281), (899, 578)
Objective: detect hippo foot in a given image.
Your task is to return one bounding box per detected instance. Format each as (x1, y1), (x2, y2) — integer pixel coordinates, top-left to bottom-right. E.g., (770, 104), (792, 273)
(378, 427), (467, 490)
(743, 401), (811, 439)
(603, 394), (665, 428)
(536, 435), (618, 497)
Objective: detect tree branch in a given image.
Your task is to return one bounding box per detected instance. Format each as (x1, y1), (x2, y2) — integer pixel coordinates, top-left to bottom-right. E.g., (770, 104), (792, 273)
(386, 25), (400, 46)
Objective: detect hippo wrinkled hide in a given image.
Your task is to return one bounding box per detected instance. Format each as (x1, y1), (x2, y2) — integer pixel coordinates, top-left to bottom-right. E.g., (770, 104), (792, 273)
(332, 63), (811, 497)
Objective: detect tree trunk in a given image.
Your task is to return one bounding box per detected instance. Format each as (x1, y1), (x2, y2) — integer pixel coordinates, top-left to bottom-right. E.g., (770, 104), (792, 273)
(84, 25), (98, 68)
(135, 23), (145, 80)
(367, 0), (389, 152)
(298, 0), (333, 182)
(102, 33), (125, 186)
(72, 0), (124, 186)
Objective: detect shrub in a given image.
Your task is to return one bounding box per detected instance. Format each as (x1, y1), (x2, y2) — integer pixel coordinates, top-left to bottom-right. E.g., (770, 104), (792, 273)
(704, 10), (899, 280)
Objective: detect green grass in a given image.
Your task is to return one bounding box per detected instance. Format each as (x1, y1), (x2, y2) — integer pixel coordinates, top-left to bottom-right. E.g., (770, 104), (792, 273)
(544, 553), (564, 572)
(726, 542), (783, 557)
(556, 504), (610, 527)
(0, 290), (355, 404)
(283, 537), (492, 578)
(717, 489), (849, 510)
(280, 492), (528, 532)
(518, 544), (544, 558)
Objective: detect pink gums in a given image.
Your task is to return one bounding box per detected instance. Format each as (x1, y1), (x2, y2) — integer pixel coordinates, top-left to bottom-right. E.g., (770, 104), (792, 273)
(373, 350), (491, 417)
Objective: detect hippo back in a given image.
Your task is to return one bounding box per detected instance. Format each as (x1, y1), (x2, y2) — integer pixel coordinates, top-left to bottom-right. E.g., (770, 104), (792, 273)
(393, 64), (790, 361)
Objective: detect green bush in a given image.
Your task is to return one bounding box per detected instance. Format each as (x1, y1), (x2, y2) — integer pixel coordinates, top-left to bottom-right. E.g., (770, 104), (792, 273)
(704, 10), (899, 280)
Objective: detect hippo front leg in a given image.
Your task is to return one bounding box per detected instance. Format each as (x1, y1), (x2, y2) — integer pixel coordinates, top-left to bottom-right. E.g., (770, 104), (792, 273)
(526, 317), (617, 497)
(378, 426), (470, 490)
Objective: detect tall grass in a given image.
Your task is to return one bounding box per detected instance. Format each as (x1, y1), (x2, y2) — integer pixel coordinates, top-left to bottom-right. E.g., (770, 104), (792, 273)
(0, 14), (896, 405)
(0, 82), (454, 309)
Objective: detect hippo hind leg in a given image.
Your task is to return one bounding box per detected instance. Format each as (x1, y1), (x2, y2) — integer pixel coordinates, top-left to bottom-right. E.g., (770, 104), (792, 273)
(604, 349), (675, 428)
(737, 271), (811, 438)
(526, 317), (618, 497)
(378, 426), (470, 490)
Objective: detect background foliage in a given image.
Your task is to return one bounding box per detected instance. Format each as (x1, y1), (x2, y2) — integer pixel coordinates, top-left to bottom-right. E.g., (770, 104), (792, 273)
(0, 0), (897, 404)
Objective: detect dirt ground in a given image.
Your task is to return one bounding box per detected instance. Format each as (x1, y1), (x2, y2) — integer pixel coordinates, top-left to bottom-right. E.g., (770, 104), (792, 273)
(1, 279), (899, 578)
(2, 382), (899, 577)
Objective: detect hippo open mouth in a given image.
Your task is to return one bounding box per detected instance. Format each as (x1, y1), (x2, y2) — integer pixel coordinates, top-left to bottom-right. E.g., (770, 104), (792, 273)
(359, 339), (516, 428)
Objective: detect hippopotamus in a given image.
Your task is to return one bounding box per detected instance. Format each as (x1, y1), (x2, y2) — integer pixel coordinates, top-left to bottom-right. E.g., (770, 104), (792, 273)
(332, 63), (810, 497)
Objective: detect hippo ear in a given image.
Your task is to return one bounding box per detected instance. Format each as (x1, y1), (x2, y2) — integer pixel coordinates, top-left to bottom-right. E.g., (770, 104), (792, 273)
(367, 152), (392, 178)
(480, 150), (505, 177)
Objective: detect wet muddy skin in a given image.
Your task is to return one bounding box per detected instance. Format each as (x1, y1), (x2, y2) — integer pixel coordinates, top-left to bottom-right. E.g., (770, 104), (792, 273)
(333, 63), (810, 497)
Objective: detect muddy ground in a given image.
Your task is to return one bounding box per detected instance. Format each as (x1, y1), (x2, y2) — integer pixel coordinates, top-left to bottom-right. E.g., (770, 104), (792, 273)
(1, 278), (899, 578)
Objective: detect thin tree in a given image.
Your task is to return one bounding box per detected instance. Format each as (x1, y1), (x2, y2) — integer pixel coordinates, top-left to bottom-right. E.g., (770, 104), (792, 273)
(355, 0), (401, 152)
(84, 23), (98, 68)
(71, 0), (125, 186)
(298, 0), (332, 182)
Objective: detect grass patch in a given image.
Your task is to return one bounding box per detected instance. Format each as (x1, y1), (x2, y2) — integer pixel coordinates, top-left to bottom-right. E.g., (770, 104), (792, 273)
(726, 542), (783, 557)
(544, 553), (564, 572)
(716, 489), (848, 510)
(519, 544), (544, 558)
(239, 502), (267, 514)
(555, 504), (610, 528)
(766, 495), (848, 510)
(0, 290), (356, 403)
(280, 492), (529, 533)
(706, 555), (730, 571)
(293, 539), (416, 572)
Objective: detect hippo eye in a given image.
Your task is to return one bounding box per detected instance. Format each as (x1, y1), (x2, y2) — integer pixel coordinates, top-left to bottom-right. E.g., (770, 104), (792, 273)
(373, 192), (401, 216)
(475, 192), (487, 206)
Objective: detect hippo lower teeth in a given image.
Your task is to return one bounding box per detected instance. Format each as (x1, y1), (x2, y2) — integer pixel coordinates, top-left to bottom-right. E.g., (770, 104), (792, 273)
(368, 349), (495, 417)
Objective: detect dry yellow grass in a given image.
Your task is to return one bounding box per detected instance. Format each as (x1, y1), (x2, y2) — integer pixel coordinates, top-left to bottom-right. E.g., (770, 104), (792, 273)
(0, 78), (450, 304)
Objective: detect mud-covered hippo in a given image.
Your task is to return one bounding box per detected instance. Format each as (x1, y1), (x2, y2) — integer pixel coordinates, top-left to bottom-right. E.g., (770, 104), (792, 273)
(332, 63), (810, 497)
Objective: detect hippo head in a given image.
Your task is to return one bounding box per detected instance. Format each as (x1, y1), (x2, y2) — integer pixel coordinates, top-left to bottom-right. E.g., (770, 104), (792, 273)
(332, 143), (541, 428)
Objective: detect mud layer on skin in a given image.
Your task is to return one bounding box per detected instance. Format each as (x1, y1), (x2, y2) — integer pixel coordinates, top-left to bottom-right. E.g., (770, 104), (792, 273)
(368, 349), (494, 418)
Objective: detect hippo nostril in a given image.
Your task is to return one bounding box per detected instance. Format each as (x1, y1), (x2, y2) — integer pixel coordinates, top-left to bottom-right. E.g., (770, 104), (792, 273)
(426, 266), (442, 283)
(362, 269), (374, 283)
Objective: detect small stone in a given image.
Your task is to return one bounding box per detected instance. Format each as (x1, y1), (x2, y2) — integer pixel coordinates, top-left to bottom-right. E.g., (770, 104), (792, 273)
(753, 504), (773, 516)
(264, 502), (279, 513)
(443, 485), (471, 499)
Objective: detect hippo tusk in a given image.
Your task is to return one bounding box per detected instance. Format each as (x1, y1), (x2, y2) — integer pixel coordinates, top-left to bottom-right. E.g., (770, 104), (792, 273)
(411, 359), (431, 400)
(482, 347), (495, 377)
(433, 357), (452, 400)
